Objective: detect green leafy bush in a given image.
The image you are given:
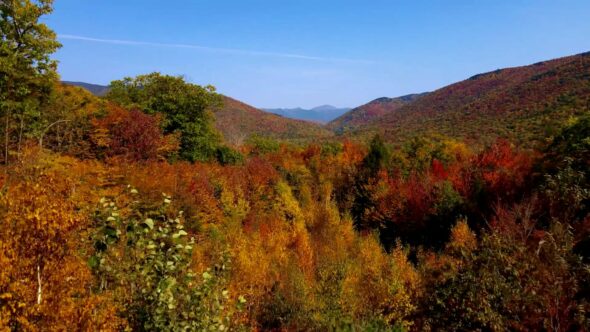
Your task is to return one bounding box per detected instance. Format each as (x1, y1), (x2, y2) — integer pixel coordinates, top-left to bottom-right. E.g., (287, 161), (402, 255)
(89, 189), (242, 331)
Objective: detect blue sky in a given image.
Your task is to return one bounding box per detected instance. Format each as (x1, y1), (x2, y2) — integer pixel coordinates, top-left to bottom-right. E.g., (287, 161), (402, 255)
(46, 1), (590, 109)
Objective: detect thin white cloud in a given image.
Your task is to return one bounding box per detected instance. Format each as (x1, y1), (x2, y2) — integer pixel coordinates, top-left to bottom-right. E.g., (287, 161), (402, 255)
(58, 34), (374, 64)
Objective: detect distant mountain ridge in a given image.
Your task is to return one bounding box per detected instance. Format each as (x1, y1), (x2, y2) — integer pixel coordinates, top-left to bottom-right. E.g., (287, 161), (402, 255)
(64, 80), (351, 124)
(62, 81), (110, 96)
(216, 97), (333, 145)
(63, 50), (590, 148)
(62, 81), (332, 144)
(264, 105), (351, 123)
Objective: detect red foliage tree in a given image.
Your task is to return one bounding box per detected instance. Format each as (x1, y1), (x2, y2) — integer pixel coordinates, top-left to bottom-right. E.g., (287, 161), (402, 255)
(431, 159), (448, 180)
(475, 139), (534, 202)
(92, 105), (178, 161)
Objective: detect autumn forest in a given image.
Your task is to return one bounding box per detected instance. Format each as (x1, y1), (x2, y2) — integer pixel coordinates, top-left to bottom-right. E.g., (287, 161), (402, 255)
(1, 1), (590, 331)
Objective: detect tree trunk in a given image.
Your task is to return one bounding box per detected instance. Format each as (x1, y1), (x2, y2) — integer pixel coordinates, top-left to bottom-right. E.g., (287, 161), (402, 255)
(17, 114), (24, 157)
(39, 119), (70, 149)
(37, 263), (42, 305)
(57, 123), (62, 150)
(4, 112), (9, 165)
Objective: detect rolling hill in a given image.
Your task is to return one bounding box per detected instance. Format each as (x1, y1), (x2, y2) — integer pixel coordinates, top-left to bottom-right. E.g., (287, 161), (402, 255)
(214, 96), (334, 145)
(64, 51), (590, 148)
(340, 52), (590, 147)
(62, 81), (333, 145)
(327, 93), (427, 133)
(62, 81), (110, 96)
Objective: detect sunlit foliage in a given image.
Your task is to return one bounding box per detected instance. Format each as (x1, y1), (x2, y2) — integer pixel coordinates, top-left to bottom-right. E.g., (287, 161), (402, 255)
(1, 2), (590, 330)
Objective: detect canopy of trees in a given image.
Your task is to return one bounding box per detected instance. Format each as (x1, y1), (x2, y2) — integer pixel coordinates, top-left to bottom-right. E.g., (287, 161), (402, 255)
(105, 73), (224, 162)
(1, 1), (590, 331)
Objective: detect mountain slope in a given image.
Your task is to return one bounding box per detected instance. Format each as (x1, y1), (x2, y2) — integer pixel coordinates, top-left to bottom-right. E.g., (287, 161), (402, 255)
(61, 81), (333, 145)
(327, 94), (426, 133)
(264, 105), (351, 123)
(215, 96), (333, 145)
(62, 81), (110, 96)
(348, 52), (590, 146)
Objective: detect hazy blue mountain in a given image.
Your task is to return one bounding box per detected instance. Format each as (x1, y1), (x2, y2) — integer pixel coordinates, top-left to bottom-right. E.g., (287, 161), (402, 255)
(263, 105), (351, 123)
(62, 81), (110, 96)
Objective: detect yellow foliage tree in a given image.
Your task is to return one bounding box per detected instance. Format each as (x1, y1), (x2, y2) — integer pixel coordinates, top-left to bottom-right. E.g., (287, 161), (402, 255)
(0, 150), (124, 330)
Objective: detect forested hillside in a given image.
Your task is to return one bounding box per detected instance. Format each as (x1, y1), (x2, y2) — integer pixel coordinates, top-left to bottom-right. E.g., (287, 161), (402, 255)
(1, 1), (590, 331)
(64, 82), (333, 145)
(328, 93), (426, 133)
(63, 81), (110, 96)
(214, 96), (333, 145)
(341, 53), (590, 147)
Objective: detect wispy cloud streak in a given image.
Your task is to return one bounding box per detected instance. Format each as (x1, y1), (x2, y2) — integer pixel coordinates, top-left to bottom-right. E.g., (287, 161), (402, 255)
(59, 34), (374, 64)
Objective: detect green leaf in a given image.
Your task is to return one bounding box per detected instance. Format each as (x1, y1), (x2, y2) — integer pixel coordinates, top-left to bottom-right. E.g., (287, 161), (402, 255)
(87, 255), (100, 268)
(104, 226), (118, 237)
(144, 218), (154, 229)
(173, 230), (188, 239)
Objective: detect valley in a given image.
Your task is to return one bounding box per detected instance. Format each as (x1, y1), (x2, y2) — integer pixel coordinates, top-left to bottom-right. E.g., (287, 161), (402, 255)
(2, 1), (590, 331)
